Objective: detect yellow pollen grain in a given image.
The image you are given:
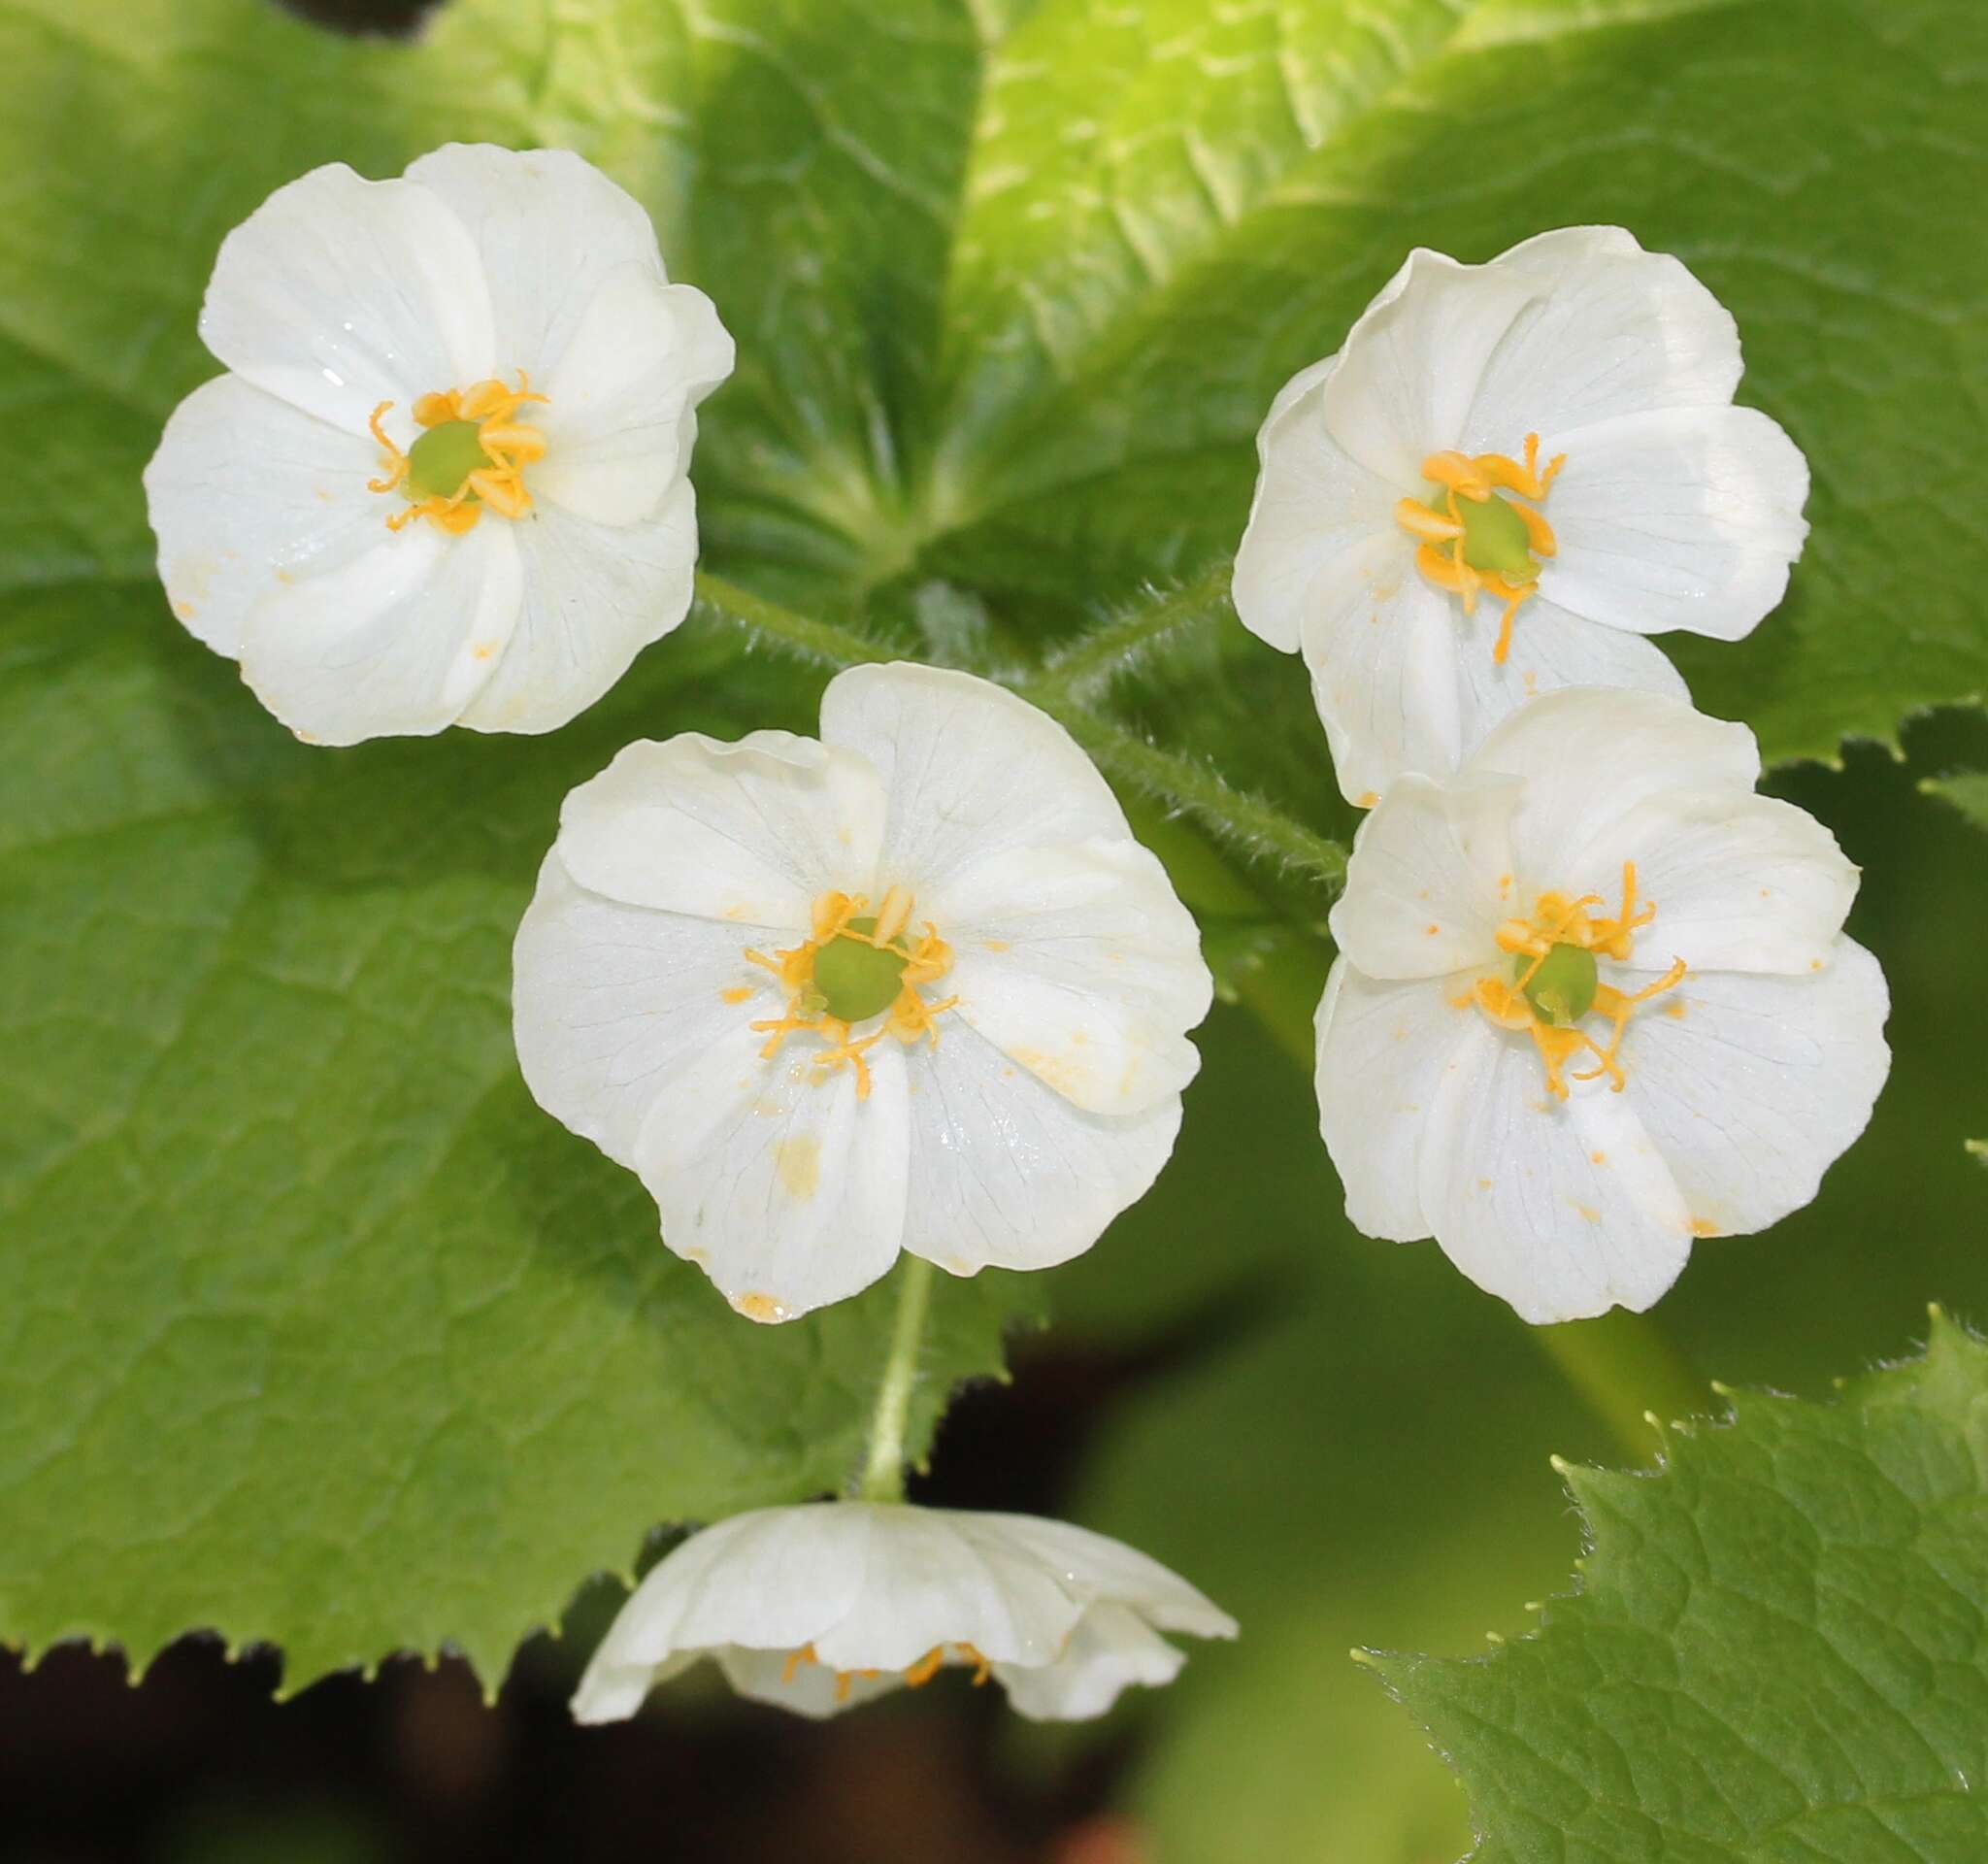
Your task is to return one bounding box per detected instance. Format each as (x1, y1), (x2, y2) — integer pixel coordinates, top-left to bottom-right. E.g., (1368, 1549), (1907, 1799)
(1572, 1202), (1602, 1224)
(1689, 1215), (1719, 1237)
(1590, 1150), (1607, 1165)
(734, 1292), (788, 1323)
(1357, 790), (1379, 809)
(983, 939), (1011, 952)
(721, 985), (753, 1004)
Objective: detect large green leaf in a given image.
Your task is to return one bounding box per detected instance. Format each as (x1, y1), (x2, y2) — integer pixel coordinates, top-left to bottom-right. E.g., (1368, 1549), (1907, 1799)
(1369, 1312), (1988, 1862)
(4, 0), (1986, 1703)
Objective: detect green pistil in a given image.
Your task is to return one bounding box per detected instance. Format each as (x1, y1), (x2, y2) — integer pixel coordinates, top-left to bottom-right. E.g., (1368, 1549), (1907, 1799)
(812, 916), (909, 1023)
(406, 419), (492, 501)
(1425, 483), (1536, 578)
(1516, 942), (1599, 1027)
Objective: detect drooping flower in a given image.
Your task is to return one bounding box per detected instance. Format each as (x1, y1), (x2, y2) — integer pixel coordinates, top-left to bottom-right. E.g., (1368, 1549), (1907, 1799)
(572, 1501), (1237, 1723)
(1314, 687), (1888, 1323)
(1233, 227), (1809, 805)
(144, 145), (733, 745)
(513, 662), (1212, 1322)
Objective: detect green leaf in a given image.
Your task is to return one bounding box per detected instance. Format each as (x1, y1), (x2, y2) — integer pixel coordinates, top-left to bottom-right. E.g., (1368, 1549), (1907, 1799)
(1367, 1312), (1988, 1864)
(1923, 770), (1988, 835)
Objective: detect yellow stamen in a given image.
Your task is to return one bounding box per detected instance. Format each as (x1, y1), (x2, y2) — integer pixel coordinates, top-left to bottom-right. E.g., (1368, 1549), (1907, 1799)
(744, 887), (958, 1100)
(1473, 861), (1685, 1101)
(1398, 432), (1568, 665)
(366, 370), (549, 537)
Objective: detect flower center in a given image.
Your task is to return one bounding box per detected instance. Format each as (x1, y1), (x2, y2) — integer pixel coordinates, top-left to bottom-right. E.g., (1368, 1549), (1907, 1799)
(781, 1641), (992, 1704)
(366, 372), (547, 536)
(1394, 433), (1567, 665)
(742, 886), (959, 1099)
(1467, 861), (1685, 1101)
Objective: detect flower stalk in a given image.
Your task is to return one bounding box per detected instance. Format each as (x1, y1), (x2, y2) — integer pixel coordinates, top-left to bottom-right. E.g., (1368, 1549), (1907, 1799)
(857, 1254), (938, 1503)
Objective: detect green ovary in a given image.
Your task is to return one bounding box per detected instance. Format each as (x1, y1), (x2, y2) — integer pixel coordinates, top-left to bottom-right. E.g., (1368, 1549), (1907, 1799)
(406, 420), (492, 500)
(1426, 483), (1535, 577)
(812, 917), (909, 1023)
(1517, 942), (1599, 1027)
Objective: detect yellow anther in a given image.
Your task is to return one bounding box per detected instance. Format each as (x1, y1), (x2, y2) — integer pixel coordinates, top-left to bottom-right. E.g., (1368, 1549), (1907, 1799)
(366, 369), (548, 537)
(1398, 432), (1568, 665)
(743, 887), (958, 1099)
(1472, 861), (1685, 1101)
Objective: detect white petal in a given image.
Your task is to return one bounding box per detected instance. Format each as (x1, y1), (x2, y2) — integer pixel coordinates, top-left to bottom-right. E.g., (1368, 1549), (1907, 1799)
(457, 481), (699, 734)
(1232, 354), (1399, 654)
(901, 1020), (1182, 1276)
(1619, 940), (1890, 1237)
(235, 518), (520, 745)
(810, 1506), (1089, 1673)
(551, 730), (886, 927)
(1418, 1015), (1694, 1322)
(1561, 790), (1857, 976)
(1453, 594), (1690, 770)
(534, 265), (735, 527)
(1538, 406), (1809, 641)
(1298, 537), (1471, 805)
(631, 1021), (911, 1321)
(819, 665), (1131, 896)
(718, 1646), (906, 1718)
(573, 1505), (877, 1717)
(1317, 248), (1541, 483)
(950, 1513), (1236, 1640)
(1313, 961), (1475, 1242)
(1466, 686), (1759, 882)
(931, 840), (1209, 1116)
(994, 1603), (1186, 1721)
(1464, 227), (1744, 448)
(402, 144), (669, 376)
(199, 163), (494, 431)
(512, 856), (768, 1169)
(1326, 772), (1515, 981)
(144, 375), (384, 658)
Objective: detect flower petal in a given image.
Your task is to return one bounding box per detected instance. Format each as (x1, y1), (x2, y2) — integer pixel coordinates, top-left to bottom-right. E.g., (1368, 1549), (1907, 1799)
(199, 162), (494, 431)
(1298, 538), (1475, 805)
(1313, 961), (1476, 1241)
(533, 264), (735, 527)
(993, 1603), (1187, 1721)
(930, 840), (1209, 1116)
(1566, 790), (1857, 976)
(456, 481), (699, 734)
(718, 1646), (906, 1717)
(513, 857), (768, 1169)
(811, 1507), (1087, 1672)
(1317, 249), (1542, 484)
(235, 518), (520, 745)
(402, 144), (669, 376)
(1418, 1015), (1694, 1322)
(901, 1019), (1183, 1276)
(1455, 593), (1691, 769)
(1464, 226), (1744, 448)
(1468, 687), (1760, 884)
(1327, 773), (1516, 981)
(1619, 939), (1890, 1237)
(951, 1513), (1236, 1639)
(1232, 354), (1399, 654)
(819, 664), (1130, 895)
(550, 730), (887, 928)
(1538, 405), (1809, 641)
(630, 1021), (911, 1321)
(144, 375), (384, 658)
(573, 1505), (877, 1714)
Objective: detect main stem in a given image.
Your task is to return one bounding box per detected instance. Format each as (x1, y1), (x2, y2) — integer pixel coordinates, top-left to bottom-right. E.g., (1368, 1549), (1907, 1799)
(856, 1254), (937, 1503)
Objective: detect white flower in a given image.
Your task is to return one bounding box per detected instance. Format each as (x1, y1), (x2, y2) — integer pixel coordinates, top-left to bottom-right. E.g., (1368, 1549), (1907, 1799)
(144, 145), (733, 745)
(1314, 687), (1889, 1323)
(1233, 227), (1809, 805)
(572, 1501), (1237, 1723)
(513, 661), (1212, 1322)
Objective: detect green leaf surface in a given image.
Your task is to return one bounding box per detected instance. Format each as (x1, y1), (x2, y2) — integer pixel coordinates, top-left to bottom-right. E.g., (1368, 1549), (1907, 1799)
(1923, 770), (1988, 835)
(1369, 1312), (1988, 1863)
(5, 0), (1987, 1704)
